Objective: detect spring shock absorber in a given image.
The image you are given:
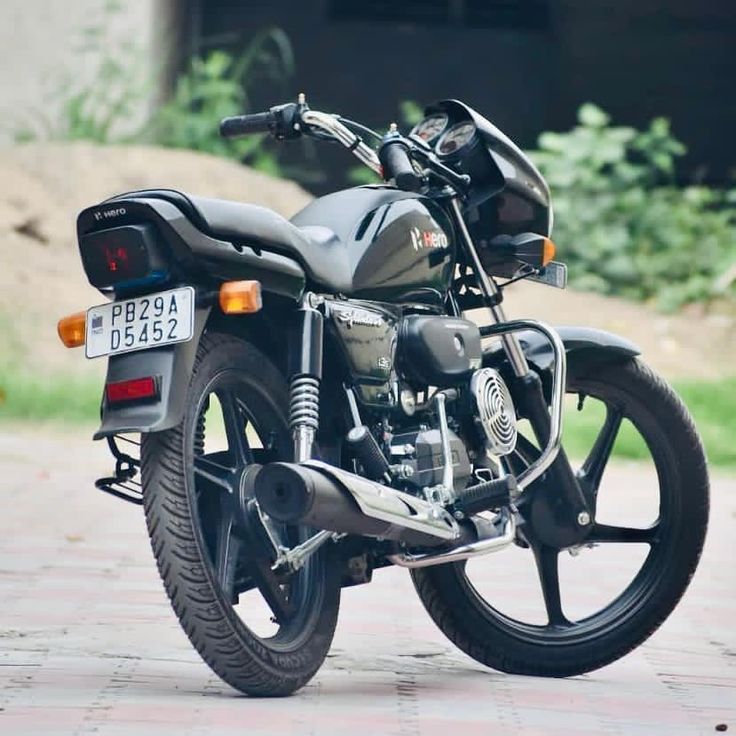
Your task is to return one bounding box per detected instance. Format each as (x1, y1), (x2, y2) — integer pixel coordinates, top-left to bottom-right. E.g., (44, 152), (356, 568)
(289, 294), (324, 462)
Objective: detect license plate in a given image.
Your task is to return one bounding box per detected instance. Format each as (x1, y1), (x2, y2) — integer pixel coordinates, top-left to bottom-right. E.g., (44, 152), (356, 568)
(85, 287), (195, 359)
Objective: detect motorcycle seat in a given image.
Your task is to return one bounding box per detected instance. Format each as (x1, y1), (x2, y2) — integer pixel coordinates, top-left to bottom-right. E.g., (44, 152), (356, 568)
(105, 189), (352, 293)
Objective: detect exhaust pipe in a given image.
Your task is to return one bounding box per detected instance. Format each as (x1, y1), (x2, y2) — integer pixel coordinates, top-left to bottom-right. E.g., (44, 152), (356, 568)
(254, 459), (458, 547)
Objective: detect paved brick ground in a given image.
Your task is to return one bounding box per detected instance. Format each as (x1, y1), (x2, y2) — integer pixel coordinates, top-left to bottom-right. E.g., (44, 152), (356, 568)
(1, 427), (733, 735)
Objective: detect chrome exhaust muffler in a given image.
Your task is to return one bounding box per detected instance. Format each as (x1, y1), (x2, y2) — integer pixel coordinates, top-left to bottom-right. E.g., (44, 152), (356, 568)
(254, 459), (459, 547)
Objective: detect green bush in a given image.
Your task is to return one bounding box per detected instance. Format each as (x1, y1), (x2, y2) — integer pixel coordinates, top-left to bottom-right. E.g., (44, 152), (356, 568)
(149, 29), (294, 176)
(530, 104), (736, 310)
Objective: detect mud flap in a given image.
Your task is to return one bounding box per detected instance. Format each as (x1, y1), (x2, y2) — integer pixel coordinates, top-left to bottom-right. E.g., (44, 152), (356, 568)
(93, 306), (211, 439)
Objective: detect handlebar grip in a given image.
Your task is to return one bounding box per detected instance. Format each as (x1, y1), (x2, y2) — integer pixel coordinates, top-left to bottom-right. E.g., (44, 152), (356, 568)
(219, 111), (276, 138)
(379, 140), (423, 192)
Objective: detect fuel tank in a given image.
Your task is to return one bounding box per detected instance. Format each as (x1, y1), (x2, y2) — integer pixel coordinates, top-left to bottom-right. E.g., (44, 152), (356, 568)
(291, 187), (455, 306)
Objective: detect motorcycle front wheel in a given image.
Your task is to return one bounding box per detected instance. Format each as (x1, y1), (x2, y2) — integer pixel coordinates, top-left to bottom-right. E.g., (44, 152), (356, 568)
(141, 333), (341, 696)
(412, 357), (709, 676)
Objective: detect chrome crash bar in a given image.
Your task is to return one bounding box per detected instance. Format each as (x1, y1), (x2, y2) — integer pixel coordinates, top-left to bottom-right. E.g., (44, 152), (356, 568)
(480, 319), (566, 491)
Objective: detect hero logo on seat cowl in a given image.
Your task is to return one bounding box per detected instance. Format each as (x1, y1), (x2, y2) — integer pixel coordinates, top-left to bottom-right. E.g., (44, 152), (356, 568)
(93, 207), (127, 222)
(409, 226), (449, 252)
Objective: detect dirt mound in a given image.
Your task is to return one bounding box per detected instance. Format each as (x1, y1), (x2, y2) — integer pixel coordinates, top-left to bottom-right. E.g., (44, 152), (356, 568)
(0, 141), (732, 382)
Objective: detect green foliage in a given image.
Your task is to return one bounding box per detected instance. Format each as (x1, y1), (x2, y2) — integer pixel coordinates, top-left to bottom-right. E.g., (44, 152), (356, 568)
(149, 29), (294, 175)
(531, 104), (736, 310)
(13, 0), (149, 144)
(0, 366), (101, 425)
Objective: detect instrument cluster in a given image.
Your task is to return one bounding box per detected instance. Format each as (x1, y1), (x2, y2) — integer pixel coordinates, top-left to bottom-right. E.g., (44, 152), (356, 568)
(410, 113), (477, 158)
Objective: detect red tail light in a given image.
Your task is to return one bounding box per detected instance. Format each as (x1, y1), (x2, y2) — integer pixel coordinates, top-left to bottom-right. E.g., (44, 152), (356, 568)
(105, 376), (158, 404)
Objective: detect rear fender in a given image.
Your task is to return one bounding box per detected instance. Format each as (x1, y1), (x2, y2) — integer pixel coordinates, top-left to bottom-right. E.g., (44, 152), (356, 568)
(93, 306), (210, 439)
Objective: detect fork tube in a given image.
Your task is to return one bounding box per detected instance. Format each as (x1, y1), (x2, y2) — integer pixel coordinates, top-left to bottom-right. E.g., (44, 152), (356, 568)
(448, 198), (529, 377)
(449, 197), (591, 533)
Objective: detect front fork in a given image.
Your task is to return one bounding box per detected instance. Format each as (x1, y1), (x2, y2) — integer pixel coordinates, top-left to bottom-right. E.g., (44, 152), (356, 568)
(448, 198), (592, 546)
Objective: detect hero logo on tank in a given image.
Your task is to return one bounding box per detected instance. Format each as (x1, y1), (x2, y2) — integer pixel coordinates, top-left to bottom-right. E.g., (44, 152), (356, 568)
(409, 226), (448, 252)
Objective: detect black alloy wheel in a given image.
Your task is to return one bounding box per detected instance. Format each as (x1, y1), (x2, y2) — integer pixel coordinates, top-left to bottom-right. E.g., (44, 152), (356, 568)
(141, 333), (340, 696)
(411, 357), (709, 676)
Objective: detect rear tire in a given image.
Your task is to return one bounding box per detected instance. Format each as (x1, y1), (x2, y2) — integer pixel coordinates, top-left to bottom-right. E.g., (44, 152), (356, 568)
(141, 333), (341, 696)
(411, 357), (709, 676)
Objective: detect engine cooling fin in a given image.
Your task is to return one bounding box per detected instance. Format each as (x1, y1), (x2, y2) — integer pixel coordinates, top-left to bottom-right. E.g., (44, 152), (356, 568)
(470, 367), (517, 456)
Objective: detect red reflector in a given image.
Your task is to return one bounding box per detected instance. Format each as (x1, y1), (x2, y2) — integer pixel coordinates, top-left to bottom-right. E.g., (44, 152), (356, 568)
(105, 376), (158, 404)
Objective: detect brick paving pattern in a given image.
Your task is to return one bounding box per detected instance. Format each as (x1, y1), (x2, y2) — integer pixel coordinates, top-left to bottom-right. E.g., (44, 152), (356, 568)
(1, 428), (733, 735)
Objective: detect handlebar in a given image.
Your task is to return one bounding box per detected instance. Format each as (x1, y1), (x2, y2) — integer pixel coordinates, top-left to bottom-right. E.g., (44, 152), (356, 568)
(219, 111), (277, 138)
(218, 96), (470, 195)
(378, 139), (423, 192)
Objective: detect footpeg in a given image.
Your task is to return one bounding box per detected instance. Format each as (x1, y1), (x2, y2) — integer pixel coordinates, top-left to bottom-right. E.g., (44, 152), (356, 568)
(454, 475), (517, 517)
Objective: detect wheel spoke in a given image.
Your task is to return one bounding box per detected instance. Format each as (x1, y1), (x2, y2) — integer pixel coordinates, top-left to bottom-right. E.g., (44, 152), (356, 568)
(246, 558), (296, 625)
(587, 522), (659, 544)
(193, 452), (233, 492)
(532, 545), (570, 627)
(214, 503), (240, 603)
(218, 390), (252, 467)
(578, 404), (624, 493)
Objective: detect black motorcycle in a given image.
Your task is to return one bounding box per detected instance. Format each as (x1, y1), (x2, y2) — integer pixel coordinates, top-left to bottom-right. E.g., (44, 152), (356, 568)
(59, 96), (709, 696)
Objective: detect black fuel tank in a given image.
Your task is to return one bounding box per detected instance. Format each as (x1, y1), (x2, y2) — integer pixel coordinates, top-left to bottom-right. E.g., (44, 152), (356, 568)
(291, 187), (455, 306)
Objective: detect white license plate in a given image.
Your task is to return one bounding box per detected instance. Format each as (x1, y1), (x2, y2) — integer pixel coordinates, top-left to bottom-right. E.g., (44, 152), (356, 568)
(85, 287), (195, 359)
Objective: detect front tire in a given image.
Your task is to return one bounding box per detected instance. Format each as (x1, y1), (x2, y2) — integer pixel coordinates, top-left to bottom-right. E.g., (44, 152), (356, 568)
(412, 357), (709, 677)
(141, 333), (340, 696)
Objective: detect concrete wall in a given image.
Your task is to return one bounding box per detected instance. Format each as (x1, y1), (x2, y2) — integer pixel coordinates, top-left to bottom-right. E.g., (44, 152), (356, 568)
(0, 0), (175, 144)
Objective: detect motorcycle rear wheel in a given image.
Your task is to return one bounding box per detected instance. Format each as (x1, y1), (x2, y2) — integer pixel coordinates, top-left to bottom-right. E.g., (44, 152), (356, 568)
(411, 357), (709, 676)
(141, 333), (340, 696)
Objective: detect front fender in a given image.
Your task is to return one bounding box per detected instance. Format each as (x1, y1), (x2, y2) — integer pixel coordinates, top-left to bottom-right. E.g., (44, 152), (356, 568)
(92, 306), (211, 439)
(484, 325), (640, 388)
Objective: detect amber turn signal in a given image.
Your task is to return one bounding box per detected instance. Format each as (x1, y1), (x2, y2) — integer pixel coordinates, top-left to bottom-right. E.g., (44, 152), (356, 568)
(219, 280), (263, 314)
(57, 311), (87, 348)
(542, 237), (556, 266)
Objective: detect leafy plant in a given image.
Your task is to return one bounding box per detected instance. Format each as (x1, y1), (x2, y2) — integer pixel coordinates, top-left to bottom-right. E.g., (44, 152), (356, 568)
(530, 104), (736, 310)
(149, 28), (294, 176)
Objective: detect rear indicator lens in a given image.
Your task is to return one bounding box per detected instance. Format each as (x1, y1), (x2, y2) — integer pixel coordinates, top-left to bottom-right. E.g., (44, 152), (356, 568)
(105, 376), (158, 404)
(57, 311), (87, 348)
(219, 280), (262, 314)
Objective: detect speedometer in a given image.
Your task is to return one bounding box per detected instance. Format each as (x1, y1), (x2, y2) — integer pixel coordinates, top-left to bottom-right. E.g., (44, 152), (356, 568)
(436, 121), (476, 156)
(410, 113), (449, 143)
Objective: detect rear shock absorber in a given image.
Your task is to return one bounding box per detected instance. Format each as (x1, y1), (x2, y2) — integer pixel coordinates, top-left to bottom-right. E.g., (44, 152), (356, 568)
(289, 294), (324, 462)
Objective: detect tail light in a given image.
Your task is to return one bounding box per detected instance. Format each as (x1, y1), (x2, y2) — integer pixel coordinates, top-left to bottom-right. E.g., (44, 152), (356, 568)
(79, 223), (166, 289)
(105, 376), (159, 405)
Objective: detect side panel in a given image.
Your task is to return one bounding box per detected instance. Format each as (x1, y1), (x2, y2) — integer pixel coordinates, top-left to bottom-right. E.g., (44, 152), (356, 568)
(93, 306), (210, 438)
(326, 300), (398, 407)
